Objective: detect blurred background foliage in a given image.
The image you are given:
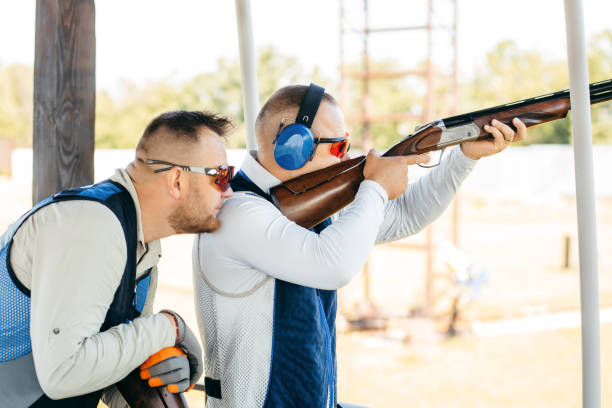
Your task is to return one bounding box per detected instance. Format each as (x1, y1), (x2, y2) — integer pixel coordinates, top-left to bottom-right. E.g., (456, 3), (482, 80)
(0, 31), (610, 150)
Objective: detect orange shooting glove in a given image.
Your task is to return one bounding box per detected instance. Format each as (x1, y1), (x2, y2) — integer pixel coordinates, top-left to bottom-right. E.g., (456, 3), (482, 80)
(139, 346), (194, 393)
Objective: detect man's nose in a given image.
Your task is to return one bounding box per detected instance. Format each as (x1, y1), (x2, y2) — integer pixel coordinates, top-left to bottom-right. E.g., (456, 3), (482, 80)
(223, 186), (233, 198)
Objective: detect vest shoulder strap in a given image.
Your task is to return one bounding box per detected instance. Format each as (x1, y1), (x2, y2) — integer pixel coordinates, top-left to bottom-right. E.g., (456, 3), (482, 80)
(3, 180), (142, 328)
(229, 170), (273, 204)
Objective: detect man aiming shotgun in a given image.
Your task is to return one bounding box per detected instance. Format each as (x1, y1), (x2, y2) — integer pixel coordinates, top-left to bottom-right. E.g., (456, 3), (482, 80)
(193, 83), (526, 407)
(271, 79), (612, 228)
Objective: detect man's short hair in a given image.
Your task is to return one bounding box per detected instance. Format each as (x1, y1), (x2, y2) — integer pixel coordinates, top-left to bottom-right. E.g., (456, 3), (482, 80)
(137, 110), (233, 153)
(255, 85), (338, 127)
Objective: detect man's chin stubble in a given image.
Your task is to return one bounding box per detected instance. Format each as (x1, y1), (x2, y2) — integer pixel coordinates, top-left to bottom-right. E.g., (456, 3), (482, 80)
(168, 213), (220, 234)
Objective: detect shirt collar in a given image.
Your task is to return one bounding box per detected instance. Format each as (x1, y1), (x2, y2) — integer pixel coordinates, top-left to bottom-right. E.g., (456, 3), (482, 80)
(238, 151), (282, 194)
(110, 168), (161, 256)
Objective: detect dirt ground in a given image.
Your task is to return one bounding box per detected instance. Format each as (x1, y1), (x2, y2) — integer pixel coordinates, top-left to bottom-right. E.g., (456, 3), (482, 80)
(2, 177), (611, 407)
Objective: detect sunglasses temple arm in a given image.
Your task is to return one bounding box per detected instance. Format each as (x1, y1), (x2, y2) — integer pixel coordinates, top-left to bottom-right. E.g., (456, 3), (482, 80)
(272, 122), (284, 144)
(152, 166), (175, 173)
(308, 144), (319, 161)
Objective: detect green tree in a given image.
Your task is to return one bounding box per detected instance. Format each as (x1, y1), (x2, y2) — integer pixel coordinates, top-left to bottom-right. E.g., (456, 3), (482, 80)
(3, 34), (610, 150)
(95, 46), (323, 149)
(587, 30), (612, 143)
(466, 40), (571, 144)
(340, 59), (424, 151)
(0, 64), (33, 147)
(467, 33), (612, 144)
(96, 80), (185, 148)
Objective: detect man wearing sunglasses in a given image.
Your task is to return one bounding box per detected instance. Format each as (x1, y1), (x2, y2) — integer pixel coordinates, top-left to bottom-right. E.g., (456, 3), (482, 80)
(193, 84), (526, 407)
(0, 110), (233, 407)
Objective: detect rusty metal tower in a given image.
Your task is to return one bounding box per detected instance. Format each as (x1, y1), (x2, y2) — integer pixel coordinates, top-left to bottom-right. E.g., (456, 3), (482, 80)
(339, 0), (459, 319)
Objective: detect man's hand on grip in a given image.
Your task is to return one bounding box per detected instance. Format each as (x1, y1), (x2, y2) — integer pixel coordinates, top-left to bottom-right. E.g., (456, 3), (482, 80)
(363, 150), (429, 200)
(140, 346), (192, 393)
(160, 310), (203, 389)
(461, 117), (527, 159)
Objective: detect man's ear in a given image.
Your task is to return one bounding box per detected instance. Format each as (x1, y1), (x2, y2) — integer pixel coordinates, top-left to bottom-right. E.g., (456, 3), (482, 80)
(164, 168), (184, 200)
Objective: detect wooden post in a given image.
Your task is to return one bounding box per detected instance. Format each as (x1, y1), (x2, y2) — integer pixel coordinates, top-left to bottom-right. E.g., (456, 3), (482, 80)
(33, 0), (95, 204)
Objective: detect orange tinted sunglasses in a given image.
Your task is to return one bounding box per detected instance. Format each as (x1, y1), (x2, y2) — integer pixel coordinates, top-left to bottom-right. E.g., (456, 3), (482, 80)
(145, 159), (234, 192)
(310, 132), (351, 159)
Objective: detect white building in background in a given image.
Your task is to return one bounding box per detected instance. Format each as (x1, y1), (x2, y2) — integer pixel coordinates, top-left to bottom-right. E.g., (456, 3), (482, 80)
(10, 146), (612, 200)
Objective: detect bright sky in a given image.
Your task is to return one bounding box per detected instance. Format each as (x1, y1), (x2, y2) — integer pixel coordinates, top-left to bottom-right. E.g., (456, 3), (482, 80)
(0, 0), (610, 93)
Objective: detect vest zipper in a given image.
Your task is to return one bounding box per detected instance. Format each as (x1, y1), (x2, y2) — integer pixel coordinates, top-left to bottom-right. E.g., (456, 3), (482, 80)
(316, 290), (334, 407)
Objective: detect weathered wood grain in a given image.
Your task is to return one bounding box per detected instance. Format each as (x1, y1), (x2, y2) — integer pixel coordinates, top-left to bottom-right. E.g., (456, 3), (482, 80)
(33, 0), (95, 203)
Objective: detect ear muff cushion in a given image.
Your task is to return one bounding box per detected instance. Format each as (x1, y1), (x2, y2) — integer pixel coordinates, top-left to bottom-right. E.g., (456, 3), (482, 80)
(273, 123), (315, 170)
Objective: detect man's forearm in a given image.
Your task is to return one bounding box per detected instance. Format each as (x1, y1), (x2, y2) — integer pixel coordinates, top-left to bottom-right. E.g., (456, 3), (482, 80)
(376, 145), (476, 244)
(33, 314), (175, 399)
(210, 180), (388, 291)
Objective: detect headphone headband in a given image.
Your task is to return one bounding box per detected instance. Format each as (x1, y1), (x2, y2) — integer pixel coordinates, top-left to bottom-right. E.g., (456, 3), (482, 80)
(295, 83), (325, 128)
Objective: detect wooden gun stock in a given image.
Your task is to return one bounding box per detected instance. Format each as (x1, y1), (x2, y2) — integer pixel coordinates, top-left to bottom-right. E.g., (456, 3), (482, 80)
(270, 157), (366, 228)
(270, 79), (612, 229)
(116, 369), (189, 408)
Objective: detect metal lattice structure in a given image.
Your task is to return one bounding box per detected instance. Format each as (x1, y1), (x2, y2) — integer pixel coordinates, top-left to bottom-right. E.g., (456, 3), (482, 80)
(338, 0), (459, 317)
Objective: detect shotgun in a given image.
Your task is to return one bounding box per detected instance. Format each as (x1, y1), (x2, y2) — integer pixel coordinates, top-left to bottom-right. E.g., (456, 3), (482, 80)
(270, 79), (612, 229)
(116, 368), (190, 408)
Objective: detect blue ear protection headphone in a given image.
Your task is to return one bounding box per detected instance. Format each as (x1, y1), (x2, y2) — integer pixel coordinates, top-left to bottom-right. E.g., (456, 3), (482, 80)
(272, 83), (325, 170)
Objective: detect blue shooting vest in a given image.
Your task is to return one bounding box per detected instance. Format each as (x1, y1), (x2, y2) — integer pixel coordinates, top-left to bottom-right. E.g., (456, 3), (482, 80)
(0, 180), (151, 407)
(230, 171), (337, 408)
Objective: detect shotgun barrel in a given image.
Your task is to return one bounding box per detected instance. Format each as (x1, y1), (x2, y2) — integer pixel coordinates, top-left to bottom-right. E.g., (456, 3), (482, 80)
(441, 78), (612, 129)
(384, 78), (612, 157)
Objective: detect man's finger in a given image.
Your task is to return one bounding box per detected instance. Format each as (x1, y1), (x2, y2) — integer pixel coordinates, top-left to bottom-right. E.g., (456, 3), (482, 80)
(484, 124), (506, 150)
(140, 347), (185, 371)
(167, 379), (191, 394)
(149, 369), (189, 387)
(404, 153), (430, 165)
(491, 119), (515, 142)
(146, 356), (188, 377)
(513, 117), (527, 142)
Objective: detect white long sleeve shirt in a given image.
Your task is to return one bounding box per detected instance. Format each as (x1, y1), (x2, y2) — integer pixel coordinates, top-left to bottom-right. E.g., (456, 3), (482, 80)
(197, 146), (476, 294)
(8, 168), (175, 400)
(193, 147), (476, 407)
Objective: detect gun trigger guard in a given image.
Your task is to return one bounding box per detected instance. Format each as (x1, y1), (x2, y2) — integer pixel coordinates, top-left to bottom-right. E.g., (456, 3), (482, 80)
(419, 147), (446, 169)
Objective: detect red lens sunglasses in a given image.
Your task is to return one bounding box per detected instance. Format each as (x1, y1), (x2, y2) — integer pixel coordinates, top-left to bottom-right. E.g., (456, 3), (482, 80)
(145, 159), (234, 192)
(310, 132), (351, 160)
